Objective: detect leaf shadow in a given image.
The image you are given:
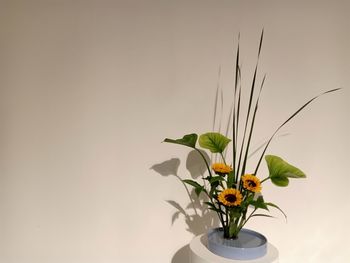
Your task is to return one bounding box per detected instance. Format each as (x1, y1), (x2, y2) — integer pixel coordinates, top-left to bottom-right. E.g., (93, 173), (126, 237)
(151, 150), (220, 237)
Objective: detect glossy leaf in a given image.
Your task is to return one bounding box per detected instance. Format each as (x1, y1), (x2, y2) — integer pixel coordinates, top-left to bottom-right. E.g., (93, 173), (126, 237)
(255, 88), (340, 174)
(164, 134), (198, 148)
(199, 132), (231, 153)
(265, 155), (306, 187)
(270, 175), (289, 187)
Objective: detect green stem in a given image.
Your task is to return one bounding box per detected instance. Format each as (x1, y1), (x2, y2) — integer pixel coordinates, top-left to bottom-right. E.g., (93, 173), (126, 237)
(260, 177), (270, 183)
(195, 148), (213, 178)
(203, 189), (224, 227)
(176, 175), (199, 217)
(220, 152), (227, 165)
(240, 208), (257, 229)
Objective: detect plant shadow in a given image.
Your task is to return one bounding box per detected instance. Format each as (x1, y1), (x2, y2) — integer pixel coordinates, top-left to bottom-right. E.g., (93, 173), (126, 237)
(151, 150), (220, 262)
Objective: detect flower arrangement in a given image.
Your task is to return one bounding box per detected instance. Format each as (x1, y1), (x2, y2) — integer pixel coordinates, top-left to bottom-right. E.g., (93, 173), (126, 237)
(163, 31), (339, 240)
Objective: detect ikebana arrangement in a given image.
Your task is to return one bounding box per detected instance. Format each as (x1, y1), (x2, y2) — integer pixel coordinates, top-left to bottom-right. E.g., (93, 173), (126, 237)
(163, 31), (339, 260)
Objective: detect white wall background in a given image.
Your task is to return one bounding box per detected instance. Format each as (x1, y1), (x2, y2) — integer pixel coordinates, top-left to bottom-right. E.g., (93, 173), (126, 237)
(1, 0), (349, 262)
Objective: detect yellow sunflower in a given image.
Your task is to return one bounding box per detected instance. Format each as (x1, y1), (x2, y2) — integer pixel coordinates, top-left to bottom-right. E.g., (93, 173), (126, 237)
(211, 163), (233, 174)
(242, 174), (262, 193)
(218, 188), (243, 207)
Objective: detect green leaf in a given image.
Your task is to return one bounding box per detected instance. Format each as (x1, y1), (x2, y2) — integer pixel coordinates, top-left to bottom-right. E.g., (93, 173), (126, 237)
(209, 187), (217, 198)
(265, 155), (306, 187)
(182, 179), (204, 197)
(229, 221), (238, 237)
(250, 214), (274, 219)
(210, 181), (220, 190)
(164, 134), (198, 148)
(266, 202), (287, 220)
(208, 206), (223, 213)
(254, 88), (341, 175)
(240, 30), (265, 175)
(182, 179), (201, 189)
(270, 175), (289, 187)
(229, 208), (241, 218)
(251, 196), (269, 210)
(199, 132), (231, 153)
(242, 194), (255, 209)
(205, 202), (223, 213)
(195, 186), (204, 196)
(227, 171), (235, 188)
(209, 176), (225, 184)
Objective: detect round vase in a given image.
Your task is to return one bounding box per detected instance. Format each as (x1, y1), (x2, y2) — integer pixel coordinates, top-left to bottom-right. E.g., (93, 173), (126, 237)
(207, 228), (267, 260)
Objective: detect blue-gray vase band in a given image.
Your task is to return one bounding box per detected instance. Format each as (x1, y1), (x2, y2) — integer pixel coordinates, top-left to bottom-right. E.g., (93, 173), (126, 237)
(207, 228), (267, 260)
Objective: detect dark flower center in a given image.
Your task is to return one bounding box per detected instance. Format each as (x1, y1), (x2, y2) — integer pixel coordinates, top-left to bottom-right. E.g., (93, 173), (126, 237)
(248, 180), (256, 187)
(225, 194), (236, 203)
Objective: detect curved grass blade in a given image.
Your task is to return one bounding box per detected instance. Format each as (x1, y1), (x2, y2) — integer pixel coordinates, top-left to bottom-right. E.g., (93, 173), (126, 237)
(238, 29), (264, 176)
(266, 202), (287, 221)
(232, 37), (240, 180)
(234, 67), (242, 181)
(254, 88), (341, 174)
(241, 74), (266, 175)
(250, 214), (275, 219)
(212, 67), (221, 132)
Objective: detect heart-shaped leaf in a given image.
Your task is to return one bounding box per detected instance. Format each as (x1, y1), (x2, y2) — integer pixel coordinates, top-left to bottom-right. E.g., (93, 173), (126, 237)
(265, 155), (306, 187)
(164, 134), (198, 148)
(199, 132), (231, 153)
(270, 174), (289, 187)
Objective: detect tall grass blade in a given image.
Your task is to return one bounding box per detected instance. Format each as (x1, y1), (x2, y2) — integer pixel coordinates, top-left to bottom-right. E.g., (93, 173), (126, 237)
(258, 28), (264, 57)
(235, 67), (242, 146)
(238, 30), (264, 176)
(254, 88), (341, 174)
(241, 74), (266, 175)
(232, 36), (240, 180)
(225, 103), (234, 138)
(223, 103), (234, 159)
(218, 88), (224, 134)
(248, 133), (289, 159)
(212, 66), (222, 163)
(212, 66), (221, 131)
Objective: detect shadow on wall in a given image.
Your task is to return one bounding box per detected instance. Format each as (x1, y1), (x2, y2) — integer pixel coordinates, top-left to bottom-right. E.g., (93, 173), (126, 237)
(151, 151), (220, 262)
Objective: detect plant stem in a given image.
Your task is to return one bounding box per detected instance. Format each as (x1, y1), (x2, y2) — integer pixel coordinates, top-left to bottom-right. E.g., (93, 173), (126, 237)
(260, 177), (270, 183)
(240, 208), (257, 229)
(220, 152), (227, 165)
(176, 175), (199, 216)
(202, 189), (224, 228)
(195, 148), (213, 178)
